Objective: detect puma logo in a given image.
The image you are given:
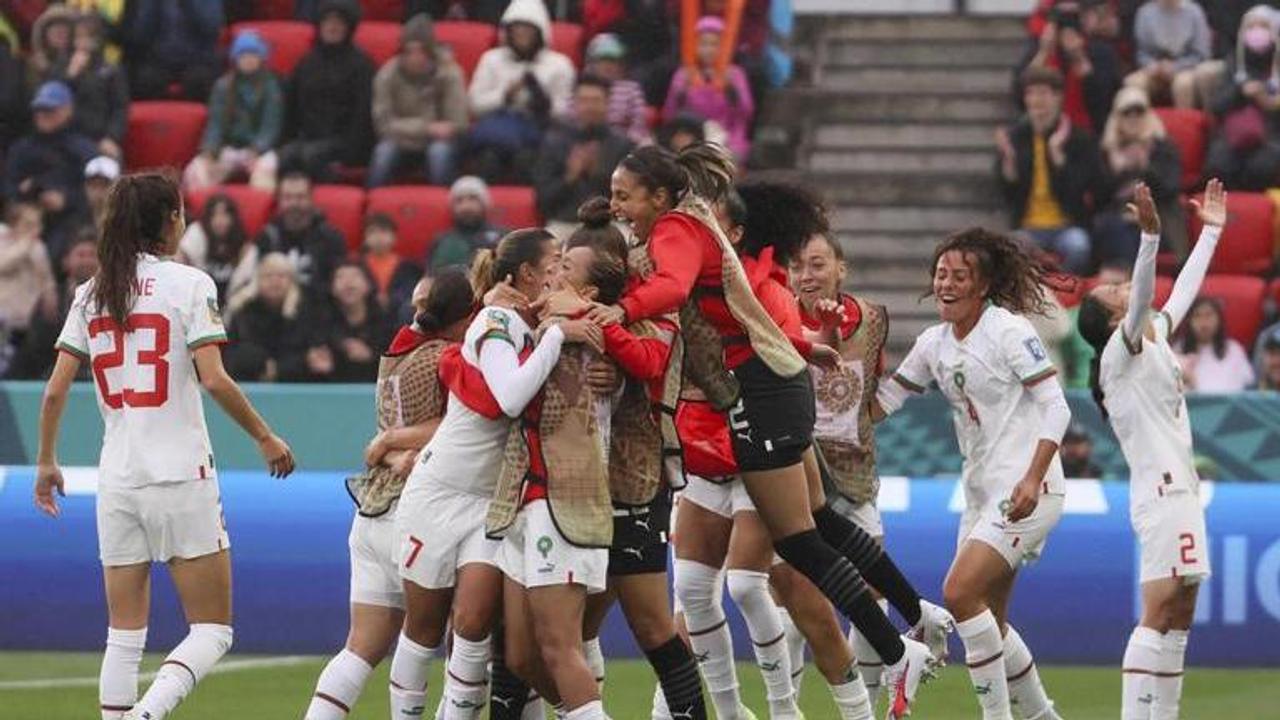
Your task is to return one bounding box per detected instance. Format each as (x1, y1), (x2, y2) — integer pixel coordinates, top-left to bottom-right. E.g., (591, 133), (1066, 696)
(671, 709), (695, 719)
(622, 547), (645, 559)
(491, 696), (516, 709)
(634, 516), (651, 532)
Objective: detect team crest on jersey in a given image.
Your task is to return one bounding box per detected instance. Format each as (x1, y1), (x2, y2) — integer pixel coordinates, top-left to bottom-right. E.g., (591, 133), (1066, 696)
(207, 297), (223, 325)
(1023, 337), (1047, 362)
(485, 309), (511, 333)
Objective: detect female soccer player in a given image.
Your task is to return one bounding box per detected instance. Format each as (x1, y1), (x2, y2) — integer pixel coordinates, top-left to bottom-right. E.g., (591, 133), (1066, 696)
(388, 229), (594, 719)
(873, 228), (1071, 720)
(1077, 180), (1225, 720)
(304, 271), (475, 719)
(34, 172), (295, 720)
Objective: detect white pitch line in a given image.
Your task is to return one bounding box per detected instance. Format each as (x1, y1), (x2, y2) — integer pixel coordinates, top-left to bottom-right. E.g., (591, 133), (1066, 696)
(0, 655), (313, 690)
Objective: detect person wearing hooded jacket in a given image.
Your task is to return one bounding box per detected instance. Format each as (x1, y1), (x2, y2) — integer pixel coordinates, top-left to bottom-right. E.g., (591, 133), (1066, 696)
(26, 5), (76, 89)
(1203, 5), (1280, 190)
(280, 0), (375, 183)
(368, 14), (468, 188)
(53, 13), (129, 160)
(120, 0), (224, 101)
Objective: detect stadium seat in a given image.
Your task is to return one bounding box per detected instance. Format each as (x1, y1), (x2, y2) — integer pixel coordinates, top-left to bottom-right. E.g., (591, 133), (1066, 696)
(1187, 191), (1275, 275)
(366, 186), (453, 262)
(124, 102), (207, 172)
(1152, 108), (1209, 191)
(185, 185), (276, 239)
(435, 21), (499, 82)
(354, 21), (401, 67)
(1199, 274), (1267, 347)
(231, 21), (316, 77)
(551, 22), (584, 68)
(252, 0), (296, 20)
(489, 186), (541, 229)
(1270, 277), (1280, 307)
(312, 185), (367, 252)
(360, 0), (405, 21)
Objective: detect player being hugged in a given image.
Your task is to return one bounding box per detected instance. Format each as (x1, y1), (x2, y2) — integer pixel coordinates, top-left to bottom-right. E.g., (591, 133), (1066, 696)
(872, 228), (1071, 720)
(34, 172), (295, 720)
(1077, 180), (1226, 720)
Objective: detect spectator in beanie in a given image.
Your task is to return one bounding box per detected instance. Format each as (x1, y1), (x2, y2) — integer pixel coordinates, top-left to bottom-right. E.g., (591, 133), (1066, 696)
(281, 0), (375, 182)
(359, 212), (422, 311)
(1127, 0), (1212, 108)
(184, 30), (282, 192)
(27, 4), (75, 88)
(662, 16), (756, 161)
(82, 154), (118, 232)
(255, 171), (348, 298)
(427, 175), (505, 272)
(120, 0), (224, 101)
(575, 33), (651, 145)
(368, 14), (468, 188)
(52, 13), (129, 160)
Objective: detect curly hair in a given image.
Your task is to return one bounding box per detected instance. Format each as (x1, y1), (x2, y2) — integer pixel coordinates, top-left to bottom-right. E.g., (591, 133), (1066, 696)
(736, 180), (830, 266)
(926, 227), (1051, 316)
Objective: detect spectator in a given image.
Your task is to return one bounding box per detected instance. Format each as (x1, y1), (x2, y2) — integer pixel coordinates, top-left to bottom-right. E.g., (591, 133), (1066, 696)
(50, 13), (128, 160)
(427, 175), (504, 272)
(255, 171), (349, 298)
(996, 66), (1100, 275)
(583, 0), (673, 105)
(0, 202), (57, 346)
(317, 261), (395, 382)
(662, 16), (756, 161)
(1019, 0), (1123, 135)
(1060, 423), (1103, 477)
(179, 193), (258, 305)
(1203, 8), (1280, 191)
(656, 112), (705, 152)
(0, 33), (26, 160)
(281, 0), (375, 183)
(183, 31), (282, 192)
(223, 252), (312, 381)
(577, 33), (651, 145)
(1176, 297), (1256, 392)
(368, 14), (467, 188)
(5, 225), (98, 379)
(83, 154), (117, 231)
(534, 75), (634, 238)
(1093, 86), (1187, 264)
(26, 4), (74, 87)
(120, 0), (224, 101)
(3, 81), (96, 261)
(667, 0), (770, 59)
(466, 0), (576, 183)
(66, 0), (126, 64)
(403, 0), (508, 22)
(360, 212), (421, 311)
(1127, 0), (1211, 108)
(1255, 325), (1280, 390)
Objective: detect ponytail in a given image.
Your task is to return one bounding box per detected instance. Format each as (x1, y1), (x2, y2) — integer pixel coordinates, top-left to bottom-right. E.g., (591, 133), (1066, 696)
(676, 141), (737, 204)
(470, 228), (556, 302)
(1076, 294), (1114, 420)
(93, 173), (181, 328)
(468, 248), (497, 300)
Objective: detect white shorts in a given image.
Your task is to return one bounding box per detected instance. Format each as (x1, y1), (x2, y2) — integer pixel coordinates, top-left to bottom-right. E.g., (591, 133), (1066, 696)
(97, 480), (229, 566)
(496, 499), (608, 594)
(680, 475), (755, 519)
(829, 493), (884, 539)
(350, 505), (404, 609)
(396, 482), (498, 590)
(1133, 494), (1211, 585)
(958, 493), (1064, 570)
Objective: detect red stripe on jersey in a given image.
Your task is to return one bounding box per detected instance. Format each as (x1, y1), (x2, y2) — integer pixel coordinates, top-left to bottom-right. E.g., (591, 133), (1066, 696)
(199, 465), (206, 480)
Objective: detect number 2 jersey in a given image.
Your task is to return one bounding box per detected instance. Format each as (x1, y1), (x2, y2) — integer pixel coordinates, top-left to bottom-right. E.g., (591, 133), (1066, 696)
(56, 254), (228, 488)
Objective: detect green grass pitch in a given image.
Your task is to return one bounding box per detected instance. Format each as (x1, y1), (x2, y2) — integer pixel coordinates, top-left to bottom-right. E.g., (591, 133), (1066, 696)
(1, 652), (1274, 719)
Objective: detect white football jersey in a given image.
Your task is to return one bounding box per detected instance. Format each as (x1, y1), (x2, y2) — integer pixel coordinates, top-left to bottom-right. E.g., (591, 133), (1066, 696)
(895, 305), (1066, 511)
(1100, 312), (1199, 506)
(56, 254), (227, 487)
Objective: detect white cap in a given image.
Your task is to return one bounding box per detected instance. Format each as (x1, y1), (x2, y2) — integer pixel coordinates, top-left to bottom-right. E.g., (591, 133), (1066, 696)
(84, 155), (120, 181)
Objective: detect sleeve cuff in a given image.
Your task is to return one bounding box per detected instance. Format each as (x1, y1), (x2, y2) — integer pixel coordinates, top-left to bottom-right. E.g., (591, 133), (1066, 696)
(55, 342), (90, 361)
(1021, 367), (1059, 386)
(188, 334), (229, 350)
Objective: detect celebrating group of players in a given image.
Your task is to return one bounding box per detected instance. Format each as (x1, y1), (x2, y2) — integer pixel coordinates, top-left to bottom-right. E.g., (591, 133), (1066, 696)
(34, 143), (1227, 720)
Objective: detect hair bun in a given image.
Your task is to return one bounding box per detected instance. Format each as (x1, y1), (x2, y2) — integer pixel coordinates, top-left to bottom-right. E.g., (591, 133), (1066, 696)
(576, 196), (613, 229)
(415, 310), (440, 333)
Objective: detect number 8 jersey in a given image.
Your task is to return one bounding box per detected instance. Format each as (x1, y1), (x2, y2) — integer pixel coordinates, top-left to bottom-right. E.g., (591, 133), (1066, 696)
(56, 254), (229, 487)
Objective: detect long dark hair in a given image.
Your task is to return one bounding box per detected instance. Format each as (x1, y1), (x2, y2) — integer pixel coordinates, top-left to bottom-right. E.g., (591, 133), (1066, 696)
(1077, 294), (1113, 419)
(566, 197), (628, 305)
(200, 194), (248, 265)
(926, 227), (1051, 316)
(618, 141), (737, 207)
(469, 227), (557, 300)
(416, 269), (474, 335)
(1178, 297), (1228, 359)
(93, 173), (182, 328)
(736, 180), (829, 266)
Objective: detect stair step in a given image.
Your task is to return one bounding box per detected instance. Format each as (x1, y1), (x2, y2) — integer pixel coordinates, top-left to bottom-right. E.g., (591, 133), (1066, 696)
(810, 149), (995, 174)
(822, 15), (1027, 41)
(845, 264), (931, 291)
(834, 206), (1007, 233)
(759, 91), (1014, 124)
(825, 38), (1027, 68)
(818, 172), (1001, 207)
(854, 289), (939, 317)
(814, 123), (996, 150)
(835, 232), (946, 263)
(823, 66), (1012, 94)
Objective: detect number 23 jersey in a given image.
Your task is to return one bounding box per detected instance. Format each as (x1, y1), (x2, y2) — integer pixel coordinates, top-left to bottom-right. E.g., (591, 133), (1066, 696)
(57, 254), (228, 488)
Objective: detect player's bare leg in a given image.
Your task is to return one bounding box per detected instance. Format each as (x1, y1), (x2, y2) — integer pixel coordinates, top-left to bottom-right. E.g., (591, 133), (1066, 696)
(615, 572), (707, 719)
(945, 541), (1016, 720)
(527, 583), (602, 717)
(307, 602), (403, 719)
(439, 564), (503, 719)
(390, 582), (452, 718)
(503, 577), (561, 708)
(1124, 579), (1200, 720)
(101, 563), (151, 720)
(583, 585), (618, 692)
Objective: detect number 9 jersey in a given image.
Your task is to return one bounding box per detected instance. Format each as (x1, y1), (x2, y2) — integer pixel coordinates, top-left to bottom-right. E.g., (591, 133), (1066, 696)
(56, 254), (229, 488)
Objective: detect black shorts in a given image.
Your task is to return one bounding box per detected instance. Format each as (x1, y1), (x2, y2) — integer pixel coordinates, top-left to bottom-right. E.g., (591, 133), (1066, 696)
(608, 491), (672, 576)
(727, 357), (815, 472)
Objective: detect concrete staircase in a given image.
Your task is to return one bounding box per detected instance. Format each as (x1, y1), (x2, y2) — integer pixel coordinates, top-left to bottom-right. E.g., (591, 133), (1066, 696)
(758, 14), (1028, 358)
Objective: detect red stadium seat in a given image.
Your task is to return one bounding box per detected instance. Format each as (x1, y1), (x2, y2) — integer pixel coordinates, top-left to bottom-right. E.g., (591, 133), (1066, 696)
(366, 186), (452, 262)
(1186, 191), (1275, 275)
(185, 185), (276, 239)
(551, 22), (584, 68)
(252, 0), (295, 20)
(1269, 277), (1280, 307)
(313, 185), (367, 252)
(1152, 108), (1209, 191)
(1199, 274), (1267, 347)
(124, 102), (207, 172)
(489, 186), (541, 230)
(435, 21), (499, 82)
(360, 0), (405, 21)
(231, 21), (315, 77)
(354, 21), (401, 67)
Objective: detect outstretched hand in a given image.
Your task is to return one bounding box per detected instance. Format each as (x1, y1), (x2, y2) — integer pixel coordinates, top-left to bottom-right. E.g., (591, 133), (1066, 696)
(1191, 178), (1227, 228)
(1125, 181), (1160, 235)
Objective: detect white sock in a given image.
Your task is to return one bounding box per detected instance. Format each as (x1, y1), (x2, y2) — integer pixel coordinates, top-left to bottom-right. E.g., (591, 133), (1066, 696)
(848, 599), (888, 708)
(777, 606), (807, 695)
(583, 637), (606, 691)
(133, 623), (233, 719)
(1002, 625), (1059, 720)
(956, 611), (1011, 720)
(1122, 626), (1162, 720)
(674, 559), (741, 719)
(100, 626), (147, 719)
(442, 633), (490, 719)
(564, 699), (606, 719)
(727, 569), (798, 718)
(389, 632), (437, 718)
(521, 692), (544, 720)
(651, 683), (672, 720)
(306, 648), (374, 719)
(829, 667), (874, 720)
(1152, 630), (1188, 720)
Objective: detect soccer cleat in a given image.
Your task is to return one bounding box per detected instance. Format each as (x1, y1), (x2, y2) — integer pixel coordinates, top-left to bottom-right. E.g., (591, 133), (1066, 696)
(884, 636), (940, 720)
(909, 600), (955, 664)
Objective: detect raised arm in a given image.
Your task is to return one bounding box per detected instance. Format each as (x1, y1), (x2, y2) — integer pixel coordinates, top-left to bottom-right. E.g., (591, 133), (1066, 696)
(1122, 182), (1160, 347)
(1163, 179), (1226, 331)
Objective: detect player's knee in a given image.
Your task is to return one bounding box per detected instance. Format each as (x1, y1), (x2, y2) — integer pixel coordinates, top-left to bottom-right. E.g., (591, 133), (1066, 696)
(725, 569), (769, 611)
(627, 606), (676, 651)
(673, 559), (719, 610)
(193, 622), (234, 655)
(451, 607), (494, 642)
(942, 574), (979, 619)
(401, 614), (446, 649)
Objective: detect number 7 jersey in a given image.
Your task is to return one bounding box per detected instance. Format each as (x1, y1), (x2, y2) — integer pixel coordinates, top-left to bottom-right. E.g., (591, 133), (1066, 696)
(56, 254), (229, 487)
